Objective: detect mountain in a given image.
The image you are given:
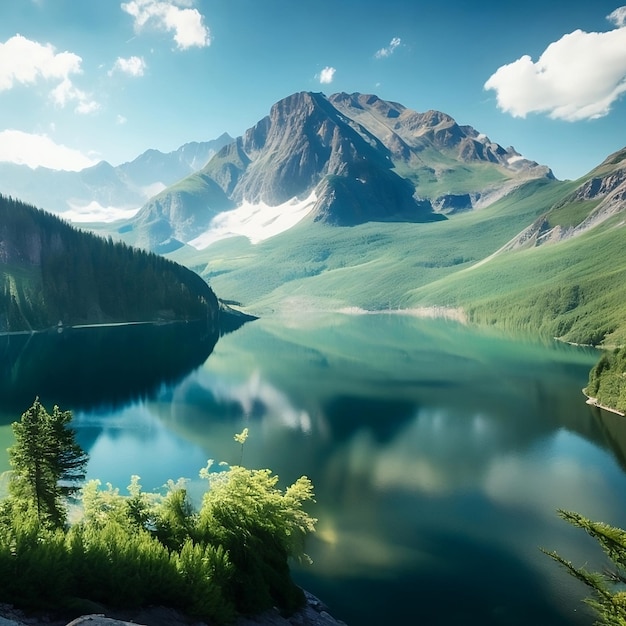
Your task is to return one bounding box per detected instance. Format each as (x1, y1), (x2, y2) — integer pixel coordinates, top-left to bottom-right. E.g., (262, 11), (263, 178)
(161, 138), (626, 347)
(117, 134), (234, 187)
(117, 91), (552, 251)
(502, 147), (626, 249)
(328, 92), (553, 198)
(0, 133), (233, 218)
(0, 194), (220, 333)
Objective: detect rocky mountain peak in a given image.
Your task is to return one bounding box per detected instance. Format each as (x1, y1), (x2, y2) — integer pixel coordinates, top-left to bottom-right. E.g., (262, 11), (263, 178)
(225, 91), (395, 208)
(330, 92), (405, 119)
(330, 93), (553, 178)
(124, 90), (558, 250)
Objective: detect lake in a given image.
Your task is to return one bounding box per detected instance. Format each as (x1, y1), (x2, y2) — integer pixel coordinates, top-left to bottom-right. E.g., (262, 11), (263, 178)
(1, 313), (625, 626)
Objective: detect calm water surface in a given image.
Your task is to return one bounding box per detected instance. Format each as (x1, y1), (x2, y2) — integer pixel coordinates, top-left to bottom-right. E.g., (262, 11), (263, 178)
(1, 314), (625, 626)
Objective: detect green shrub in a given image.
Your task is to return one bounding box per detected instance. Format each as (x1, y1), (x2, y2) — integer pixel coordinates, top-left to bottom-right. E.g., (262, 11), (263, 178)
(586, 347), (626, 413)
(0, 409), (317, 624)
(197, 464), (316, 615)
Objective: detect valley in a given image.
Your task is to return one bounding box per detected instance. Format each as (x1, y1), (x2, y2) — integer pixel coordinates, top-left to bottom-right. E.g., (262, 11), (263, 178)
(73, 91), (625, 347)
(1, 89), (626, 626)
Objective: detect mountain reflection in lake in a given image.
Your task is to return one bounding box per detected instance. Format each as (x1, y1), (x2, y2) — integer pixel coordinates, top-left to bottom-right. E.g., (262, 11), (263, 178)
(2, 313), (626, 626)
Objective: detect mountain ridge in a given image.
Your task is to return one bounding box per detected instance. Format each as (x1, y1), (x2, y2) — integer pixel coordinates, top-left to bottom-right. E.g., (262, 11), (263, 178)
(117, 91), (553, 251)
(0, 133), (234, 218)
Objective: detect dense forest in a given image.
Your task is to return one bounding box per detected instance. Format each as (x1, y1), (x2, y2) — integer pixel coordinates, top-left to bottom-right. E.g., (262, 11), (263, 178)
(585, 346), (626, 414)
(0, 195), (219, 332)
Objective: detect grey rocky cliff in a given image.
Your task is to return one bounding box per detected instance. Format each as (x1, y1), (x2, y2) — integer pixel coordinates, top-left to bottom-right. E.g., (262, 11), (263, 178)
(497, 148), (626, 251)
(329, 92), (554, 179)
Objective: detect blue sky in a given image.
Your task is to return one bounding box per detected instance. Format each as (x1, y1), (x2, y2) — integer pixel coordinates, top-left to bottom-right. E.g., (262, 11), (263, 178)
(0, 0), (625, 180)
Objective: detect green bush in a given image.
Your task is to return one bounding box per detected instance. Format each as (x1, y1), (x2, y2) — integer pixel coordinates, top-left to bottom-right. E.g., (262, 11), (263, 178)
(197, 464), (317, 615)
(0, 405), (317, 623)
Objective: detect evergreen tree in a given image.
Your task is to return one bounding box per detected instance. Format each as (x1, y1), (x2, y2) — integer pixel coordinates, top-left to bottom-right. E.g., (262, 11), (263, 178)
(7, 399), (88, 529)
(545, 510), (626, 625)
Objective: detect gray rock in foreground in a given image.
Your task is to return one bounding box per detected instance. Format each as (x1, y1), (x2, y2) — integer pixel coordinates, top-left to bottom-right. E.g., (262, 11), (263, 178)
(234, 592), (347, 626)
(1, 592), (347, 626)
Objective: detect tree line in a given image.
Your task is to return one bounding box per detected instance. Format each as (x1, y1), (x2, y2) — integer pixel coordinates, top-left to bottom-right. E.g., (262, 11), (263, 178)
(0, 195), (219, 332)
(585, 346), (626, 414)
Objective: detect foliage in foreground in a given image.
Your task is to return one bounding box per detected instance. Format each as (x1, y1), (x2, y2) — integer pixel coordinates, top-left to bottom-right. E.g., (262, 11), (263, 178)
(8, 398), (88, 529)
(0, 401), (317, 624)
(545, 510), (626, 626)
(585, 347), (626, 414)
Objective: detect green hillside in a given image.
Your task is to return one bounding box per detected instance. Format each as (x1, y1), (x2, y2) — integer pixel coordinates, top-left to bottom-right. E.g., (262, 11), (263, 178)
(410, 216), (626, 345)
(169, 178), (563, 310)
(0, 195), (220, 333)
(169, 169), (626, 347)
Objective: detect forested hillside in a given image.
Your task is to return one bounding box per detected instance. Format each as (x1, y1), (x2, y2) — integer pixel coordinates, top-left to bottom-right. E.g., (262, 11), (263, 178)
(0, 195), (219, 333)
(585, 347), (626, 414)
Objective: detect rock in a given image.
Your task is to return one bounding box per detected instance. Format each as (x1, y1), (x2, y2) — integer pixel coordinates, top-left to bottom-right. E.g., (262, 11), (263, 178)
(66, 618), (134, 626)
(0, 591), (346, 626)
(235, 592), (347, 626)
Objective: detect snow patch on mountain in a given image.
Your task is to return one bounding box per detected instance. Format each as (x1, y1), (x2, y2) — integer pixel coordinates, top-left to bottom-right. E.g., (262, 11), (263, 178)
(188, 191), (317, 249)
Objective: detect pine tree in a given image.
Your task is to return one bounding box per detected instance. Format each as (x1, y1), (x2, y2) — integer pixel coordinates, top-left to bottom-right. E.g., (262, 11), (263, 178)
(544, 509), (626, 625)
(8, 399), (88, 528)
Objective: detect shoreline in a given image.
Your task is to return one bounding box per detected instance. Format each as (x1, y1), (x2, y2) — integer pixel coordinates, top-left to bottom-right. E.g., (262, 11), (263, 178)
(582, 389), (625, 417)
(336, 305), (468, 324)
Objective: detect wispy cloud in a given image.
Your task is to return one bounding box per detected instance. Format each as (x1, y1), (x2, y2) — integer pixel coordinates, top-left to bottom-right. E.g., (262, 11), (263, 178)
(375, 37), (401, 59)
(0, 35), (99, 114)
(109, 55), (147, 77)
(65, 201), (141, 223)
(608, 6), (626, 27)
(318, 66), (336, 84)
(484, 8), (626, 121)
(121, 0), (211, 49)
(0, 130), (97, 171)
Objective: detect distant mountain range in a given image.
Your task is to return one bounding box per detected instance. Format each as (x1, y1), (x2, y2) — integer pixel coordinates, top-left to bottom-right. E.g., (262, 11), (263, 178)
(0, 133), (233, 218)
(109, 91), (553, 252)
(2, 90), (626, 347)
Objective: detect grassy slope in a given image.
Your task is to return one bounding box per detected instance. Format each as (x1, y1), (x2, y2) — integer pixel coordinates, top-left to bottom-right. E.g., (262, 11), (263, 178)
(171, 178), (569, 310)
(170, 167), (626, 346)
(410, 213), (626, 345)
(393, 148), (515, 198)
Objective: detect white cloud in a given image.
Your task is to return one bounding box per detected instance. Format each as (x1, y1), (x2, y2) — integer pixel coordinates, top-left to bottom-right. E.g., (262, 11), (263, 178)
(375, 37), (401, 59)
(65, 201), (140, 223)
(121, 0), (211, 49)
(109, 55), (147, 77)
(0, 130), (97, 171)
(116, 114), (128, 125)
(319, 66), (336, 84)
(75, 99), (101, 115)
(50, 78), (100, 114)
(608, 6), (626, 27)
(484, 14), (626, 121)
(0, 35), (99, 113)
(0, 34), (82, 90)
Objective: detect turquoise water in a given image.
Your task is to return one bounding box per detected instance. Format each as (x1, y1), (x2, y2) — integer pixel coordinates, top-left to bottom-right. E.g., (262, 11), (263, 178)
(1, 314), (623, 625)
